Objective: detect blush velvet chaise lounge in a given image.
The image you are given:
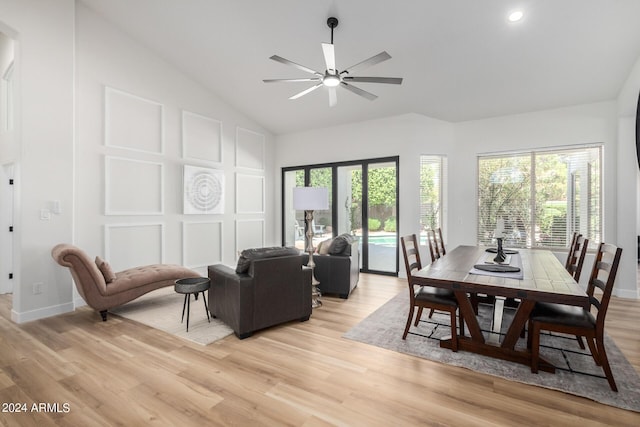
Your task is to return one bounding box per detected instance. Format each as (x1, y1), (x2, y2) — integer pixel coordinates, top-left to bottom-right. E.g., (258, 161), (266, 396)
(52, 243), (200, 321)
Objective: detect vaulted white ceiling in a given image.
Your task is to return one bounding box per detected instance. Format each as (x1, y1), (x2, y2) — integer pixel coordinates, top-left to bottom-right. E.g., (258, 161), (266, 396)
(79, 0), (640, 135)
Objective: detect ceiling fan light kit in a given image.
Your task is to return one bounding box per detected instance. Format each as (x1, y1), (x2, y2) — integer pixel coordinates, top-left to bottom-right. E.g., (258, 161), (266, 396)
(263, 16), (403, 106)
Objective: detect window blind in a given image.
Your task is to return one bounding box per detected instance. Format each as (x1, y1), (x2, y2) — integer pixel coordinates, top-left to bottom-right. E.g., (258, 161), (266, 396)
(420, 155), (447, 244)
(477, 145), (602, 249)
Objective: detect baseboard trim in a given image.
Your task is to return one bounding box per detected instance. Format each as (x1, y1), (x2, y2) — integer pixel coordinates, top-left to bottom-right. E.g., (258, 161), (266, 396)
(614, 288), (639, 299)
(11, 301), (75, 323)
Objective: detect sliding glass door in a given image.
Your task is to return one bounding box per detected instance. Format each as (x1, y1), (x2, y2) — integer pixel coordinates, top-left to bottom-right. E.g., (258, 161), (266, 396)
(364, 161), (397, 273)
(282, 156), (399, 276)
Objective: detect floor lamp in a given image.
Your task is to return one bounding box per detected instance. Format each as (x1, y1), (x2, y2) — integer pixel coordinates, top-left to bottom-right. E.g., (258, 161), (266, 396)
(293, 186), (328, 308)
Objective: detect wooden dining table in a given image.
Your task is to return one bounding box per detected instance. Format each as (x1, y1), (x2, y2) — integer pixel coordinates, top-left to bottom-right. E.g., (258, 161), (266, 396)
(412, 245), (589, 372)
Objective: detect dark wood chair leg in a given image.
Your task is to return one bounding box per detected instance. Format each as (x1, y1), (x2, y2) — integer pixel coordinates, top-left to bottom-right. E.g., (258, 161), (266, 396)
(100, 310), (108, 321)
(403, 306), (415, 339)
(428, 308), (434, 318)
(414, 307), (424, 326)
(586, 336), (600, 365)
(596, 336), (618, 392)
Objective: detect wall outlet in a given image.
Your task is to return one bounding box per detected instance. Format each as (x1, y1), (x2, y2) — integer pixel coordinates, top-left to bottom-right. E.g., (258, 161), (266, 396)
(40, 209), (51, 221)
(32, 282), (43, 295)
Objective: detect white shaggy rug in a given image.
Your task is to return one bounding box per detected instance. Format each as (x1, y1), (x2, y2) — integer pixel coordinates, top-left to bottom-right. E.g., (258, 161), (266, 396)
(111, 287), (233, 345)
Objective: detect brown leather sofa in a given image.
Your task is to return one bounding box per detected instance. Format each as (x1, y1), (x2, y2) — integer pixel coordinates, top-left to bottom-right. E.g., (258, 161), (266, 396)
(208, 247), (312, 339)
(302, 236), (360, 299)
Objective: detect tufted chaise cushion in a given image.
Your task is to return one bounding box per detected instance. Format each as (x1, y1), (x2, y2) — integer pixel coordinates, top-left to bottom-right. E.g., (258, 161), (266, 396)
(104, 264), (198, 295)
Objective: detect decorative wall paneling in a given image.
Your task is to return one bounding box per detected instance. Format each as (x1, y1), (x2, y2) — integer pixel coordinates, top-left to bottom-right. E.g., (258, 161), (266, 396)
(182, 110), (222, 164)
(105, 87), (164, 154)
(104, 222), (164, 271)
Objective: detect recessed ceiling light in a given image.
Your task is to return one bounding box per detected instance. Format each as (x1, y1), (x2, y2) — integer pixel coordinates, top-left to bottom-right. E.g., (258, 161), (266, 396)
(508, 10), (524, 22)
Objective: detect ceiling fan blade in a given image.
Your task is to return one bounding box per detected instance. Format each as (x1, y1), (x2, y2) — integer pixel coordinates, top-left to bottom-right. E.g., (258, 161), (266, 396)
(341, 51), (391, 75)
(289, 83), (323, 100)
(321, 43), (336, 73)
(263, 78), (321, 83)
(328, 87), (337, 107)
(340, 82), (377, 101)
(269, 55), (322, 76)
(342, 76), (403, 85)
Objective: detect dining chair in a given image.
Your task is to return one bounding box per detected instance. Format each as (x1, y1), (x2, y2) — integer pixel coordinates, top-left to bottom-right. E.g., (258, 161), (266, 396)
(556, 233), (591, 349)
(564, 232), (579, 270)
(567, 234), (589, 282)
(424, 229), (443, 319)
(427, 229), (441, 263)
(427, 228), (479, 316)
(528, 242), (623, 391)
(434, 227), (446, 257)
(401, 234), (463, 350)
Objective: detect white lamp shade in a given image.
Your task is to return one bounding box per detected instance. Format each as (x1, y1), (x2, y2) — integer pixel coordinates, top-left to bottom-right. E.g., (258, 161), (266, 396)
(293, 187), (329, 210)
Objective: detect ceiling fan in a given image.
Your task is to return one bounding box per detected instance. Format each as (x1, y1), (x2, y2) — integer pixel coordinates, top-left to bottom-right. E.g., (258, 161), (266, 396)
(263, 17), (403, 107)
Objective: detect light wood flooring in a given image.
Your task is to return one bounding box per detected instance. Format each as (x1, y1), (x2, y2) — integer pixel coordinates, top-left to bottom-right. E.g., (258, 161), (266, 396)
(1, 273), (639, 426)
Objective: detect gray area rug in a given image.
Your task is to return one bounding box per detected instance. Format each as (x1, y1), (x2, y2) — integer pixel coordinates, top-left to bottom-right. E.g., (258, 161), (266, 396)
(344, 291), (640, 412)
(111, 287), (233, 345)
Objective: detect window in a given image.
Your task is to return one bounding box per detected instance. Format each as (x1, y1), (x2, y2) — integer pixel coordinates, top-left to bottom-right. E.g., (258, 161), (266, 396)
(419, 155), (447, 245)
(477, 145), (602, 249)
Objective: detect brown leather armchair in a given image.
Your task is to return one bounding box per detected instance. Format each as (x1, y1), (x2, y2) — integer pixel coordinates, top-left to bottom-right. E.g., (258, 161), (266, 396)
(302, 238), (359, 299)
(208, 251), (312, 339)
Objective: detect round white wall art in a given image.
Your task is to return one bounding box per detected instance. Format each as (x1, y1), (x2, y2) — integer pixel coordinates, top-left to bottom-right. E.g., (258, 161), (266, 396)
(184, 165), (224, 214)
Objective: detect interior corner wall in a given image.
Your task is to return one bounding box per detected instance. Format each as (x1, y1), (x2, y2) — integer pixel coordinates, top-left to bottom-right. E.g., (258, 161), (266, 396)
(616, 53), (640, 299)
(75, 4), (275, 286)
(0, 0), (76, 322)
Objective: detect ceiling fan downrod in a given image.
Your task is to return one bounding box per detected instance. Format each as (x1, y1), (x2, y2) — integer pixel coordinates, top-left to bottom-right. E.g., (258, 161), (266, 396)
(327, 17), (338, 44)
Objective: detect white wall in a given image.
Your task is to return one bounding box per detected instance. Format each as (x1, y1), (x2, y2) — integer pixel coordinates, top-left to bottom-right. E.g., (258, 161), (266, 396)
(75, 4), (276, 278)
(2, 1), (276, 322)
(0, 0), (76, 322)
(617, 54), (640, 299)
(453, 101), (636, 296)
(277, 101), (637, 297)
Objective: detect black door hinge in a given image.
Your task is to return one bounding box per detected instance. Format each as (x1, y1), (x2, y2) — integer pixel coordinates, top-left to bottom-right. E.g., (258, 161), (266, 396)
(8, 273), (12, 279)
(9, 226), (13, 232)
(9, 179), (13, 185)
